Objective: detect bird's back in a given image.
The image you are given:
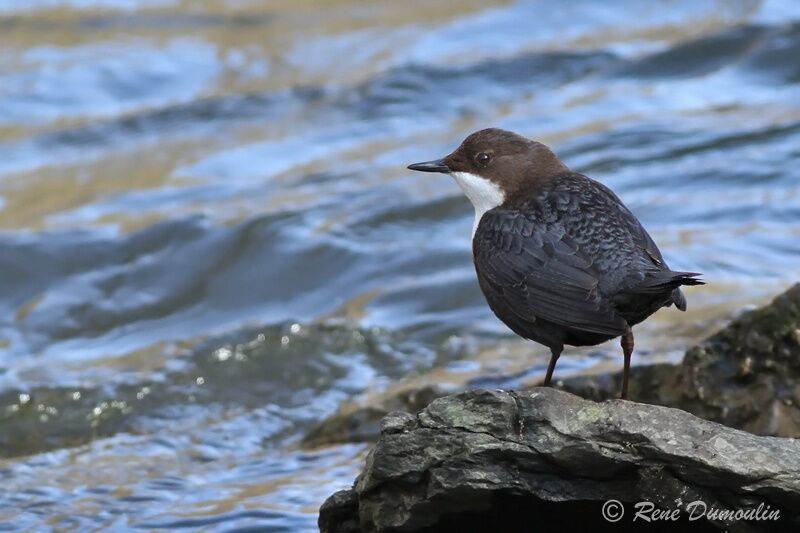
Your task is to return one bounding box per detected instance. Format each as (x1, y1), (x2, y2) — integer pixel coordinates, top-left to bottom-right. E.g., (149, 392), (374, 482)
(545, 173), (697, 322)
(473, 172), (700, 344)
(534, 173), (666, 294)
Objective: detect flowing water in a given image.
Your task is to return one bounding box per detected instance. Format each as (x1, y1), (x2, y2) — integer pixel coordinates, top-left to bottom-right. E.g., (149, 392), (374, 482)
(1, 0), (800, 530)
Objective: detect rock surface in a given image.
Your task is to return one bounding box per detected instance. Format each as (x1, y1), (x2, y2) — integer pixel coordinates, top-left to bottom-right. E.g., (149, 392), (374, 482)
(319, 388), (800, 533)
(562, 283), (800, 437)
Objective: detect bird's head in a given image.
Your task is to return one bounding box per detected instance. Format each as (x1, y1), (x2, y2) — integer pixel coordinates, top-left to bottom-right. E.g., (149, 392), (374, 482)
(408, 128), (568, 211)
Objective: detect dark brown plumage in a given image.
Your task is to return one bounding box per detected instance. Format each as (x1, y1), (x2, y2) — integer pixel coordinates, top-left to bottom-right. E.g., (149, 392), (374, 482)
(408, 128), (704, 399)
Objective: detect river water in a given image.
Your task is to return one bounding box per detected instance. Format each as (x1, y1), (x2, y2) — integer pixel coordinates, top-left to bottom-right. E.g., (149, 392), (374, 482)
(1, 0), (799, 530)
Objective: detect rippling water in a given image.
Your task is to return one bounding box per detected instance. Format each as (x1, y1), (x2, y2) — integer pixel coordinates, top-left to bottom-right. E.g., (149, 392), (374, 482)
(2, 0), (800, 530)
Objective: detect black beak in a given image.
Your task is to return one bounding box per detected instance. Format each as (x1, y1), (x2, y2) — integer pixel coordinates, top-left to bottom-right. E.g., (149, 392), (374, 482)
(407, 158), (450, 173)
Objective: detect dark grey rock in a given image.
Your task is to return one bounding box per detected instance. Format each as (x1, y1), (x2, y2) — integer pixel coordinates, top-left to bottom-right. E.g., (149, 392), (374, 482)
(319, 388), (800, 532)
(319, 489), (360, 533)
(671, 283), (800, 435)
(561, 283), (800, 437)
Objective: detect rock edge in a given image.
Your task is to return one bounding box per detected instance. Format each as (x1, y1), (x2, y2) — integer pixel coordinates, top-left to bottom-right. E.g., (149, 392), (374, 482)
(320, 387), (800, 533)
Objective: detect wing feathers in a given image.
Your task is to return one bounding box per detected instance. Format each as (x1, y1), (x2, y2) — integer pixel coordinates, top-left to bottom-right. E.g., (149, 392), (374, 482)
(475, 210), (628, 337)
(473, 174), (702, 338)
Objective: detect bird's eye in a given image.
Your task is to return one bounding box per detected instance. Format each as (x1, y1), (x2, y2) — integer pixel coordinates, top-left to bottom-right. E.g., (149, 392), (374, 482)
(476, 152), (491, 165)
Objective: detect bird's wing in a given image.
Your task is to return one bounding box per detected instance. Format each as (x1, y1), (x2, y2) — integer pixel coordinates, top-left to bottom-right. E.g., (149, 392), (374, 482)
(590, 180), (696, 311)
(473, 207), (629, 337)
(592, 181), (667, 267)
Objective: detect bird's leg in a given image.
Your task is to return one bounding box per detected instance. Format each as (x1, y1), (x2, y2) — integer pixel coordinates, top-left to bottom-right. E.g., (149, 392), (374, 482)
(543, 346), (562, 387)
(620, 330), (634, 400)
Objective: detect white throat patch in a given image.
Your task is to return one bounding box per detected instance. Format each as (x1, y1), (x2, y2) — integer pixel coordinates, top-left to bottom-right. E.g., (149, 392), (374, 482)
(450, 171), (505, 238)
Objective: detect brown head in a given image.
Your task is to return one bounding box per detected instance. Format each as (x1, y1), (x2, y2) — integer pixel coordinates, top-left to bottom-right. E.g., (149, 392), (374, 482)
(408, 128), (568, 234)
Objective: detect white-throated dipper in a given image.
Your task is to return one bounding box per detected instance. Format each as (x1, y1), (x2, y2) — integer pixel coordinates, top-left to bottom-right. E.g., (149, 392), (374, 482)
(408, 128), (703, 399)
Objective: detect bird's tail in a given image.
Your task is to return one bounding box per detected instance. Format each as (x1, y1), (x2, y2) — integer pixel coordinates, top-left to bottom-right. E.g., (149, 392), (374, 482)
(669, 272), (704, 311)
(668, 271), (705, 287)
(627, 271), (704, 311)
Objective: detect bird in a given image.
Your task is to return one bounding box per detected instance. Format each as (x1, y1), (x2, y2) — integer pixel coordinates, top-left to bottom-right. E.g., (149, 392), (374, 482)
(408, 128), (703, 399)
